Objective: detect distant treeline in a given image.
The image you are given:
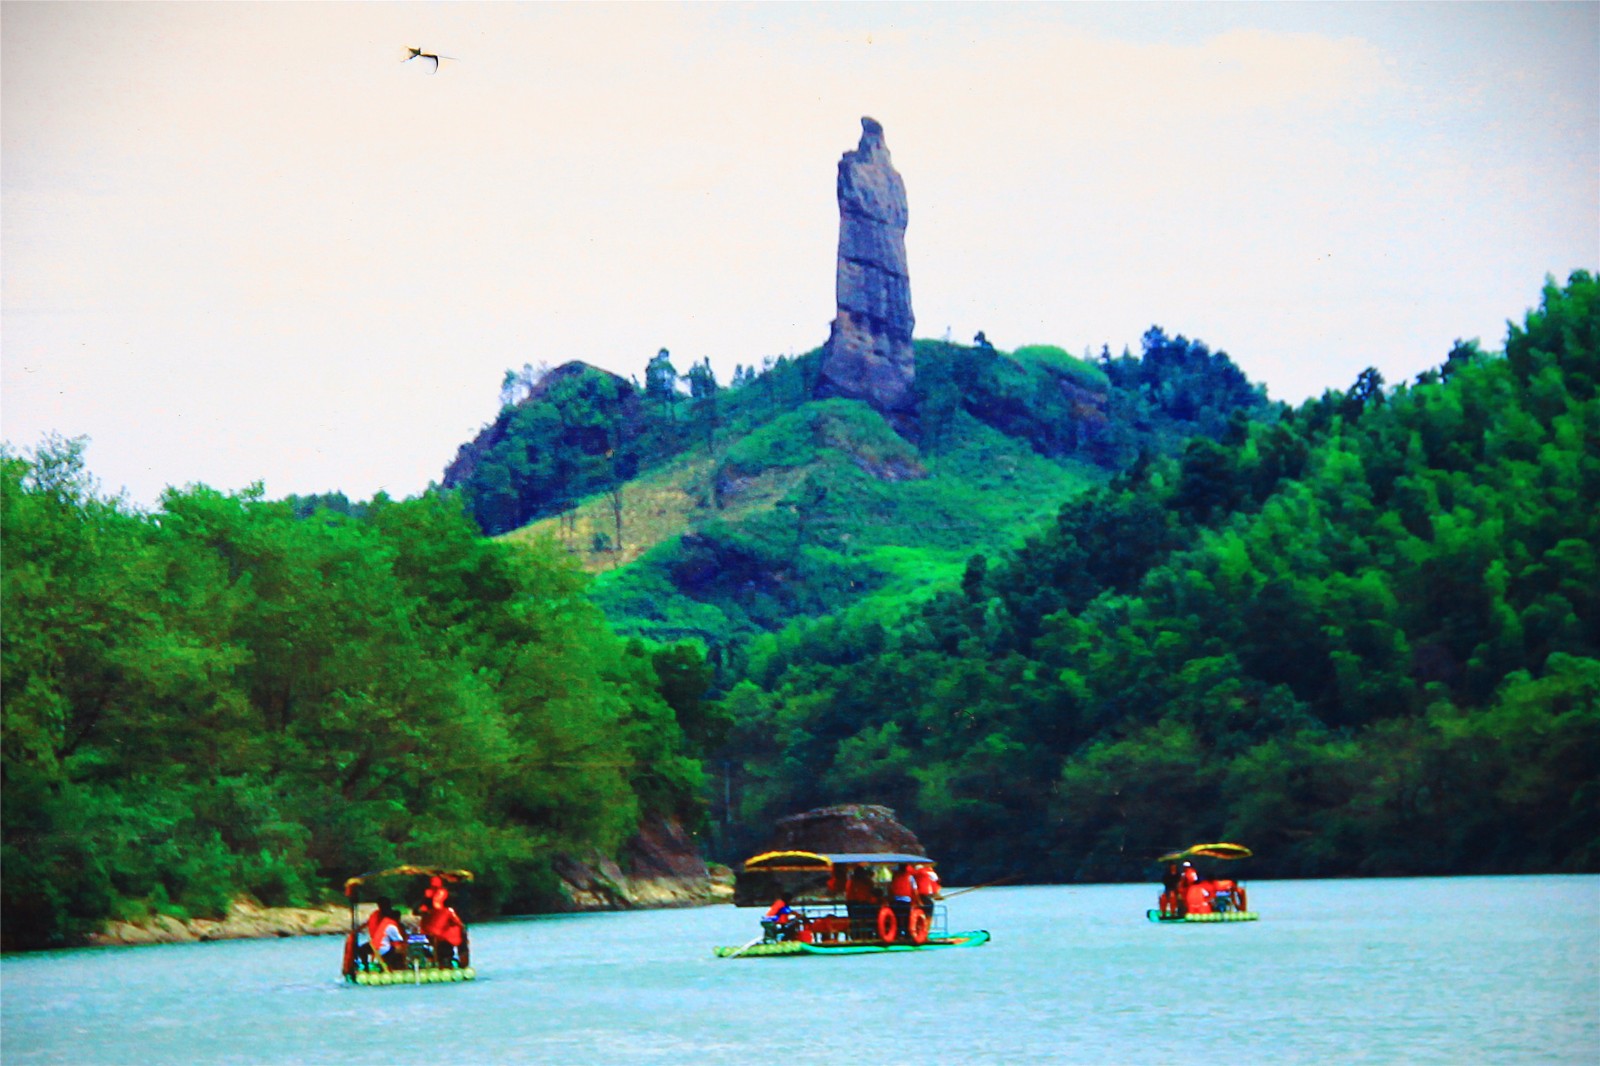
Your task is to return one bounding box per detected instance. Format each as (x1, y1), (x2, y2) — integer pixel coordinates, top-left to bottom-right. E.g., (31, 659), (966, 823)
(716, 273), (1600, 882)
(448, 350), (826, 536)
(445, 328), (1268, 541)
(1, 466), (722, 949)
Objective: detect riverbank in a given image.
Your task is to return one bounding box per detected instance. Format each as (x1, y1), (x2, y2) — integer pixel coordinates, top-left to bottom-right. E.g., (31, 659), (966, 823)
(82, 815), (733, 948)
(19, 878), (1592, 1066)
(87, 871), (734, 948)
(87, 898), (354, 947)
(87, 871), (735, 948)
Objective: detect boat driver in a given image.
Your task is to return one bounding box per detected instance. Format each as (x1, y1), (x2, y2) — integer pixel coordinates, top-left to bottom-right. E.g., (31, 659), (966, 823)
(761, 899), (803, 941)
(889, 864), (918, 939)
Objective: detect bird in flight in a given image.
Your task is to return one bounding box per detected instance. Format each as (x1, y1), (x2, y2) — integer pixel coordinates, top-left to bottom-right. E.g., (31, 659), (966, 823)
(403, 47), (452, 73)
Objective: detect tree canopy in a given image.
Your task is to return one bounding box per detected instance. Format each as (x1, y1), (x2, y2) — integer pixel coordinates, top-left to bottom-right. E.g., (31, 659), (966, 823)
(713, 273), (1600, 882)
(1, 455), (714, 948)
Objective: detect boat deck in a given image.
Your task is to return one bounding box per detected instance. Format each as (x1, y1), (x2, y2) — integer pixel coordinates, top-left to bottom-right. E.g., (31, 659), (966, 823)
(714, 930), (991, 957)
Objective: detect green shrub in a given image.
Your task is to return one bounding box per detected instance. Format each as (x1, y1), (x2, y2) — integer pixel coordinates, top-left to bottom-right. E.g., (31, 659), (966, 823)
(1010, 345), (1111, 391)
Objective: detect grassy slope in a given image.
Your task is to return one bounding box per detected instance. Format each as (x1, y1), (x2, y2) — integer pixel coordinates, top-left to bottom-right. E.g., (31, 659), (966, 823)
(847, 415), (1102, 607)
(499, 451), (817, 570)
(503, 402), (1103, 642)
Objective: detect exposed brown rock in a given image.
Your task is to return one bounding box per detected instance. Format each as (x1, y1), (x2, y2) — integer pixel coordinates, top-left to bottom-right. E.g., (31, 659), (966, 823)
(761, 803), (926, 856)
(818, 118), (917, 424)
(733, 804), (928, 906)
(550, 815), (732, 911)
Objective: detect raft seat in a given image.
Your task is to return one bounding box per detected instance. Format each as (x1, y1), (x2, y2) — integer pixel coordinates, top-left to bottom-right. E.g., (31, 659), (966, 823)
(807, 916), (850, 942)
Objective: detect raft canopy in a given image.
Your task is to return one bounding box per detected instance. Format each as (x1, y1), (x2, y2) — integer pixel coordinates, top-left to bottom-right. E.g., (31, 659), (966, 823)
(1157, 843), (1252, 863)
(741, 850), (932, 872)
(343, 865), (475, 896)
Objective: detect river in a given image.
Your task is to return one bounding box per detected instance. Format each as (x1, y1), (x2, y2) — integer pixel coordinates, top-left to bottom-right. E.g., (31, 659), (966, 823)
(3, 876), (1596, 1064)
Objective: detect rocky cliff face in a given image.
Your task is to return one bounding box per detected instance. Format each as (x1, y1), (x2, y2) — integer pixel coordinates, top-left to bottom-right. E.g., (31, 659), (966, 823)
(818, 118), (916, 425)
(551, 815), (732, 910)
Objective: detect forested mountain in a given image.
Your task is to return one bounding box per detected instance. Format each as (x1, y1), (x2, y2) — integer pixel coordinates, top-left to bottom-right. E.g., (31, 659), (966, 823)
(5, 275), (1592, 950)
(714, 273), (1599, 883)
(465, 332), (1270, 650)
(0, 464), (716, 948)
(0, 311), (1269, 950)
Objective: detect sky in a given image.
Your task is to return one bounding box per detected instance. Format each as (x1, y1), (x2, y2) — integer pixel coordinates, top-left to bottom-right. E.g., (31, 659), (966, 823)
(3, 2), (1596, 508)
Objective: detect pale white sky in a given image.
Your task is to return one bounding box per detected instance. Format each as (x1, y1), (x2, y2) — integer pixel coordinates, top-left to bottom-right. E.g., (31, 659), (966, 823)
(3, 2), (1596, 507)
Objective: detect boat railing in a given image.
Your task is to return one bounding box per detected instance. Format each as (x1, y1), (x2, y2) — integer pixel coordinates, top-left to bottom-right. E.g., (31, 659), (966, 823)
(782, 900), (953, 943)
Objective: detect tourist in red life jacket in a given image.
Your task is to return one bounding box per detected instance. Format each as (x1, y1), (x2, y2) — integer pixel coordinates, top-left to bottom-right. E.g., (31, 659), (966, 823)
(845, 866), (878, 940)
(361, 898), (389, 960)
(914, 864), (941, 912)
(414, 875), (469, 965)
(1178, 861), (1206, 915)
(418, 898), (467, 966)
(889, 864), (918, 939)
(363, 901), (407, 970)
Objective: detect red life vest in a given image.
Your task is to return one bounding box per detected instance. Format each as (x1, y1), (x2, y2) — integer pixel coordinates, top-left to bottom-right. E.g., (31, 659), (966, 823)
(367, 913), (401, 951)
(422, 906), (464, 947)
(1184, 881), (1214, 915)
(365, 909), (385, 942)
(890, 868), (916, 899)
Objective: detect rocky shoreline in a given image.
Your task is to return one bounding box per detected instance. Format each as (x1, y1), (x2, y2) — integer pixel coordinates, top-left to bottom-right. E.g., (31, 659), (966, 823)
(86, 873), (733, 948)
(85, 817), (734, 948)
(87, 898), (355, 947)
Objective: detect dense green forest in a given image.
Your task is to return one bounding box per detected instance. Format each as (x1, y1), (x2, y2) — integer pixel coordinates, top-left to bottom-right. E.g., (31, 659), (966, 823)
(0, 459), (720, 949)
(714, 273), (1599, 882)
(4, 322), (1266, 950)
(5, 274), (1594, 949)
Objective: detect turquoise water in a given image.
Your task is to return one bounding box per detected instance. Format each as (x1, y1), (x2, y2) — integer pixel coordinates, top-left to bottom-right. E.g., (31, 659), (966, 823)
(2, 876), (1596, 1064)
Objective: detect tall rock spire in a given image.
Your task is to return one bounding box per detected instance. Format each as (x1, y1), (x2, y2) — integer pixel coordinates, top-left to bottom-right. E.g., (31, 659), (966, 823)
(818, 117), (916, 425)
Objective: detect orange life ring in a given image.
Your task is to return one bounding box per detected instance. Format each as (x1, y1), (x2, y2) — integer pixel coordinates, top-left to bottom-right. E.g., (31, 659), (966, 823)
(341, 931), (356, 978)
(907, 906), (930, 945)
(876, 905), (898, 944)
(1236, 885), (1248, 912)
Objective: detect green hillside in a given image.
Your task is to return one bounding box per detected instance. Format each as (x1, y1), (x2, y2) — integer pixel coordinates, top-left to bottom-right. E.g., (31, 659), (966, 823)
(713, 273), (1600, 882)
(481, 333), (1269, 649)
(5, 276), (1589, 950)
(0, 312), (1272, 949)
